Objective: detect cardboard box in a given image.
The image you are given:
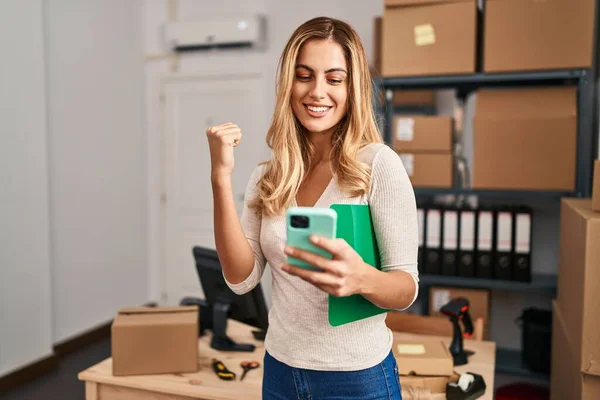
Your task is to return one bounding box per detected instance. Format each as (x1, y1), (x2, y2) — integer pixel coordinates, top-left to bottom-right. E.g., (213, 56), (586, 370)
(593, 160), (600, 211)
(428, 286), (490, 339)
(393, 337), (454, 376)
(111, 306), (198, 376)
(392, 115), (452, 153)
(556, 199), (600, 375)
(551, 301), (600, 400)
(484, 0), (594, 72)
(472, 87), (577, 191)
(382, 0), (477, 77)
(398, 152), (453, 188)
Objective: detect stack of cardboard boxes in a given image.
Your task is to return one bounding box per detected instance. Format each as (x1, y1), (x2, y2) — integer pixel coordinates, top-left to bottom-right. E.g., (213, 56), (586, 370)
(376, 0), (594, 192)
(392, 114), (454, 188)
(394, 336), (459, 395)
(380, 0), (594, 76)
(552, 161), (600, 399)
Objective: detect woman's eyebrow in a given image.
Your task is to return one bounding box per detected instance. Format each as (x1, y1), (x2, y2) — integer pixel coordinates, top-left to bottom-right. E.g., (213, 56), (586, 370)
(295, 64), (348, 74)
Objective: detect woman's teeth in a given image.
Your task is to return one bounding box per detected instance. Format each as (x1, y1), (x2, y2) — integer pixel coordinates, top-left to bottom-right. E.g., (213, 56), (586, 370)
(307, 105), (330, 113)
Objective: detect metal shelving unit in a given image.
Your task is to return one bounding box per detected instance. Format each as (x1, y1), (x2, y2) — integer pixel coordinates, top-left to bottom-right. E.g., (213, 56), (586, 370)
(376, 0), (600, 379)
(378, 68), (598, 198)
(419, 273), (557, 294)
(378, 66), (598, 381)
(413, 187), (572, 201)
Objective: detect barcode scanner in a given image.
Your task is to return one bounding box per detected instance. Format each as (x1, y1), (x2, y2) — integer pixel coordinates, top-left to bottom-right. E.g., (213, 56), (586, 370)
(440, 297), (475, 366)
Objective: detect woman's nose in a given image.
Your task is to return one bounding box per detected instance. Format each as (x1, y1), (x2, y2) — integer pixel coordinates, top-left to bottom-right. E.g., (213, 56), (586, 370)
(309, 79), (326, 100)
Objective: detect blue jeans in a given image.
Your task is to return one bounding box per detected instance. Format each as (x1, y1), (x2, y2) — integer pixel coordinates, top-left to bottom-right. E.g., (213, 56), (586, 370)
(262, 350), (402, 400)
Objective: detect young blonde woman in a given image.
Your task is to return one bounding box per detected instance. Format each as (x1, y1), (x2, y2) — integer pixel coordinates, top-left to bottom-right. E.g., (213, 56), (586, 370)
(206, 16), (418, 400)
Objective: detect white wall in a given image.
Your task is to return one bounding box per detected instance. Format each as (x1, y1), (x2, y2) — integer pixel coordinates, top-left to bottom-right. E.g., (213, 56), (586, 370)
(0, 1), (54, 376)
(44, 0), (147, 343)
(1, 0), (147, 377)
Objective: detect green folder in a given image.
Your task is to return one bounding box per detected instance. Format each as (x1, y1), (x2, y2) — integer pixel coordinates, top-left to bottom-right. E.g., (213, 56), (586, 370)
(328, 204), (390, 327)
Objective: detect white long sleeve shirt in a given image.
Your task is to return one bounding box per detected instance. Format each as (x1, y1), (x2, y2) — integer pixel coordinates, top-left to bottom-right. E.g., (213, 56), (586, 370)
(225, 142), (419, 371)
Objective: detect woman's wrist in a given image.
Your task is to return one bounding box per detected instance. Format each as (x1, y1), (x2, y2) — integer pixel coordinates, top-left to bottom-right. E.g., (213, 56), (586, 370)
(358, 263), (380, 296)
(211, 172), (232, 188)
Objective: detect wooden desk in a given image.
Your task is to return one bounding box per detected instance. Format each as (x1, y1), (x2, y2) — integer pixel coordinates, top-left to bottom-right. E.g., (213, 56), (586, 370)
(79, 320), (263, 400)
(79, 320), (495, 400)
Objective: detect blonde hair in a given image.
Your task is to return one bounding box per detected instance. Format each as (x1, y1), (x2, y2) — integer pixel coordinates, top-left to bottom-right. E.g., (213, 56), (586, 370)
(250, 16), (383, 216)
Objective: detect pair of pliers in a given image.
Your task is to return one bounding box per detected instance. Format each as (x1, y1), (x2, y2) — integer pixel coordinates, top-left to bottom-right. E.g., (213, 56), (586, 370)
(212, 359), (236, 381)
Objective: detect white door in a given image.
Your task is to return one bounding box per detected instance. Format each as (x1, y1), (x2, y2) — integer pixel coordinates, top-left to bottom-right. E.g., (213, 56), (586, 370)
(161, 72), (271, 306)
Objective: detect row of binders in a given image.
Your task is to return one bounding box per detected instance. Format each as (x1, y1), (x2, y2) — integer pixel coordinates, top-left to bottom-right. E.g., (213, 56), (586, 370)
(417, 205), (533, 282)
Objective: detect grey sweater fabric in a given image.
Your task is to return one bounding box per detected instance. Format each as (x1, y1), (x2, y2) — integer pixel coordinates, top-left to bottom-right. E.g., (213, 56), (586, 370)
(225, 142), (419, 371)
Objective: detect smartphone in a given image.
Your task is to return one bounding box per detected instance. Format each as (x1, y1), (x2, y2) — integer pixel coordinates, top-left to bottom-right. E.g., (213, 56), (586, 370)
(286, 207), (337, 271)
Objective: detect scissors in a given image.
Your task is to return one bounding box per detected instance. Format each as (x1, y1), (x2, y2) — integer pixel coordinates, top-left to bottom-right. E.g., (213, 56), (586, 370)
(240, 360), (260, 381)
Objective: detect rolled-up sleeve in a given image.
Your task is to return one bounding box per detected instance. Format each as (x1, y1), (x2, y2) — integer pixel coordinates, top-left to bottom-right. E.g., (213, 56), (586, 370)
(223, 165), (267, 295)
(368, 145), (419, 310)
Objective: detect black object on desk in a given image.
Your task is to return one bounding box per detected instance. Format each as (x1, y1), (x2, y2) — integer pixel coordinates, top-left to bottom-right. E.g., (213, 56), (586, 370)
(440, 297), (475, 366)
(180, 246), (269, 352)
(446, 372), (486, 400)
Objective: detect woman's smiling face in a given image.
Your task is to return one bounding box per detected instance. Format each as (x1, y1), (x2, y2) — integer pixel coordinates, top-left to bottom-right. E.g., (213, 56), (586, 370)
(291, 39), (349, 135)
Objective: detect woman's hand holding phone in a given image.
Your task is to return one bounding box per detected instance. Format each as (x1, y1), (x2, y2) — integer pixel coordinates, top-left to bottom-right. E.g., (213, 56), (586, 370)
(283, 236), (374, 298)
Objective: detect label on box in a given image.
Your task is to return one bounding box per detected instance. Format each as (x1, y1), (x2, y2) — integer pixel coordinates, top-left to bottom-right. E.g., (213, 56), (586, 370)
(414, 24), (435, 46)
(432, 289), (451, 312)
(399, 154), (414, 176)
(396, 118), (415, 141)
(397, 344), (426, 355)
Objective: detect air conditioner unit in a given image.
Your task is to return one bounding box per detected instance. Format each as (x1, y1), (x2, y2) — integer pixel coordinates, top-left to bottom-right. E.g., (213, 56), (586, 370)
(164, 15), (267, 52)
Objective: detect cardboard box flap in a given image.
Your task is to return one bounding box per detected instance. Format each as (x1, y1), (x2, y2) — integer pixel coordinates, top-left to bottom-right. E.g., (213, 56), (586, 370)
(585, 360), (600, 376)
(475, 87), (577, 119)
(385, 0), (473, 7)
(114, 306), (198, 327)
(118, 306), (197, 315)
(564, 199), (600, 221)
